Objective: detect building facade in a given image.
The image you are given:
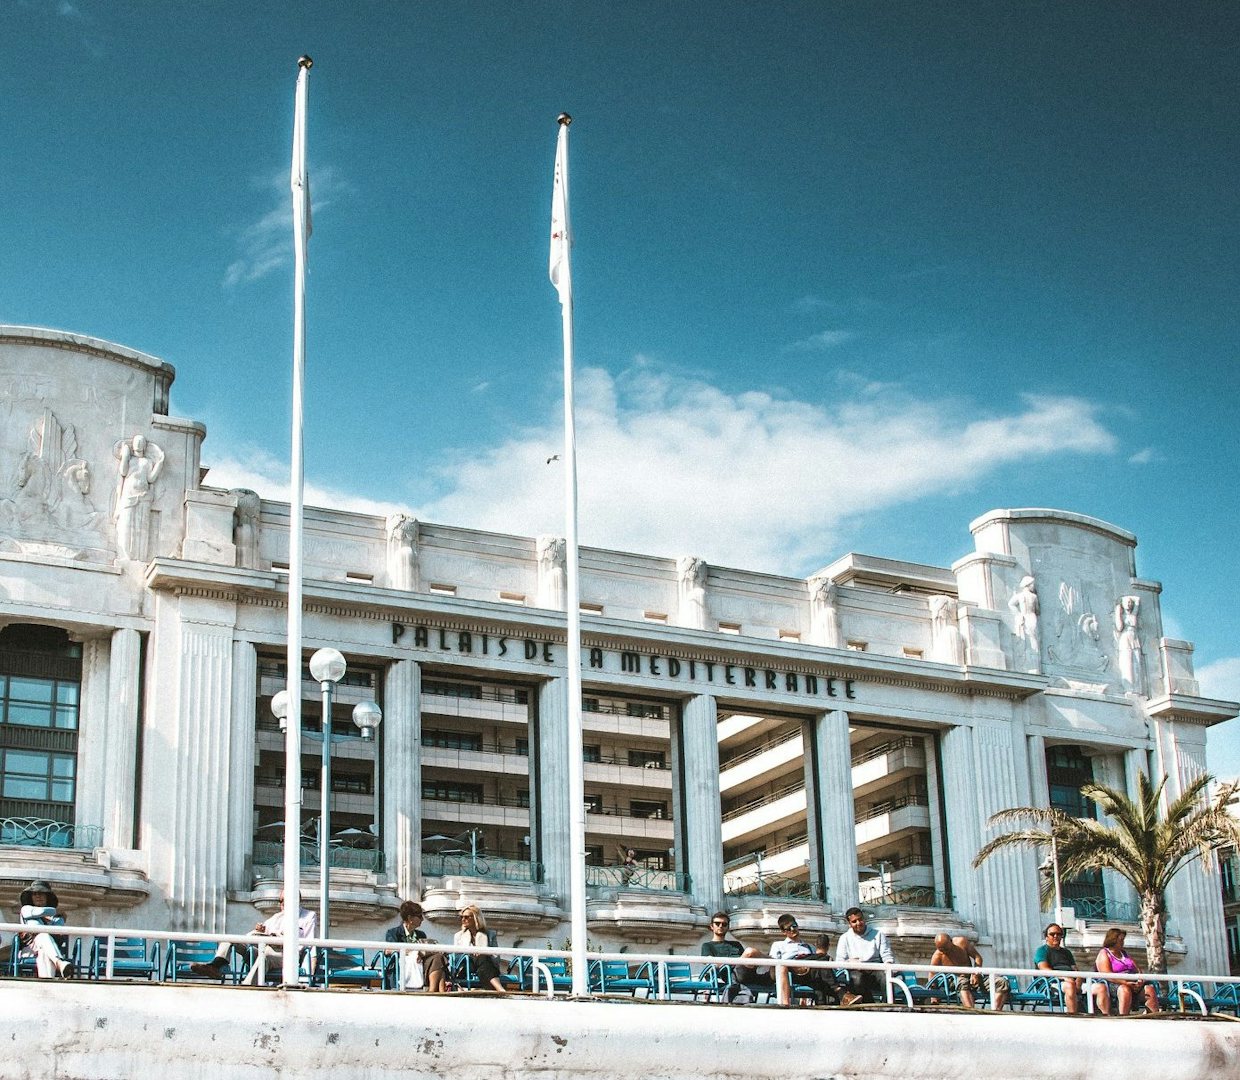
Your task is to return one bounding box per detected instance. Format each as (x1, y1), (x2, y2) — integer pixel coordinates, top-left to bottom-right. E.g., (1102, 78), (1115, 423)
(1, 326), (1235, 971)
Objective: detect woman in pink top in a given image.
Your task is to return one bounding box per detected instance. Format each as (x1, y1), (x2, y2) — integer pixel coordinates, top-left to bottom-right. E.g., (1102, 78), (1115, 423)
(1095, 927), (1159, 1014)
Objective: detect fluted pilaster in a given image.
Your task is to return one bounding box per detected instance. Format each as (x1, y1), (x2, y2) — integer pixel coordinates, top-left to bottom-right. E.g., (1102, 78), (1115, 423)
(226, 640), (257, 892)
(104, 627), (142, 848)
(384, 659), (421, 900)
(812, 709), (857, 912)
(681, 694), (723, 912)
(74, 636), (110, 838)
(537, 678), (571, 903)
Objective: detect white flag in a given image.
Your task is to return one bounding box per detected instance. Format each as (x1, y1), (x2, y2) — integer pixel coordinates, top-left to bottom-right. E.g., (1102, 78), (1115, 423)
(291, 60), (312, 252)
(549, 119), (571, 305)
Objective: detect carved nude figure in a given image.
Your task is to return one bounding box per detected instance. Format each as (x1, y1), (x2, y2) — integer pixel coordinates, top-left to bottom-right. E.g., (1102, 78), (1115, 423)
(1114, 595), (1145, 694)
(536, 534), (567, 610)
(1008, 575), (1041, 672)
(677, 556), (708, 630)
(232, 489), (262, 569)
(808, 574), (843, 649)
(113, 434), (164, 561)
(385, 513), (419, 591)
(928, 594), (966, 665)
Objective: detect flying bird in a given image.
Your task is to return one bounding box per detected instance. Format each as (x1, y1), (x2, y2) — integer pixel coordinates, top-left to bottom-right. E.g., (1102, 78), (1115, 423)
(546, 454), (560, 464)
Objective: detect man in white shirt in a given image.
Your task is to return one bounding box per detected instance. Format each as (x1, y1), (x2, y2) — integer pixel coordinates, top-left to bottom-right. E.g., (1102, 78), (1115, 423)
(190, 890), (318, 983)
(834, 906), (894, 1003)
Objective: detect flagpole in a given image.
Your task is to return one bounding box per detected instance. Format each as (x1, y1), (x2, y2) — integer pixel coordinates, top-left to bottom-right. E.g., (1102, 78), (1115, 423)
(550, 112), (589, 997)
(282, 53), (312, 987)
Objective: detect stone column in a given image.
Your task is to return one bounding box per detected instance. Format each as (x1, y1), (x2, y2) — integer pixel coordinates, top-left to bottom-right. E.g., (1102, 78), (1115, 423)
(811, 708), (857, 912)
(943, 718), (1039, 966)
(537, 677), (572, 906)
(922, 733), (947, 901)
(681, 694), (723, 912)
(140, 593), (236, 932)
(1026, 734), (1049, 806)
(226, 641), (258, 892)
(1155, 718), (1228, 975)
(74, 636), (111, 840)
(383, 659), (422, 900)
(103, 627), (142, 849)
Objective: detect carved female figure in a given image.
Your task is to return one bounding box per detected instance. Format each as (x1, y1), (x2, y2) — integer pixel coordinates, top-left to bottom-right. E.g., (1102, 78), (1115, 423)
(1114, 595), (1145, 693)
(385, 514), (419, 591)
(113, 434), (164, 561)
(677, 556), (708, 630)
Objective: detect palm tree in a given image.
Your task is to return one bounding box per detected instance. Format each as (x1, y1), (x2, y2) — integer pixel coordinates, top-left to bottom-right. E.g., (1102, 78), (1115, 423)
(973, 772), (1240, 972)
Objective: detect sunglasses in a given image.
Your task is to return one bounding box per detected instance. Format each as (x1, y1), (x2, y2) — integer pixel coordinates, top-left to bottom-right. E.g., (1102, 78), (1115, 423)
(711, 921), (729, 927)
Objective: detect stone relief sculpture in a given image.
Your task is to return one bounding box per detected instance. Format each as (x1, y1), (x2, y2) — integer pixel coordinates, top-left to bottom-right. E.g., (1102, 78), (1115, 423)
(1007, 574), (1041, 672)
(536, 534), (567, 610)
(112, 434), (164, 561)
(928, 594), (967, 665)
(0, 408), (104, 557)
(1114, 595), (1146, 694)
(1046, 580), (1108, 674)
(807, 574), (843, 648)
(385, 513), (419, 591)
(231, 489), (262, 569)
(677, 556), (708, 630)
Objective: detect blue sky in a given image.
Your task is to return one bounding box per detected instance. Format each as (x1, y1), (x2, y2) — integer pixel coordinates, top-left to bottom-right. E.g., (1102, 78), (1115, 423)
(5, 2), (1239, 769)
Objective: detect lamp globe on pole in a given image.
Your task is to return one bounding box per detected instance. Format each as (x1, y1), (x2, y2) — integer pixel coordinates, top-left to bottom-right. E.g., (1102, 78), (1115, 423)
(271, 690), (290, 733)
(308, 647), (346, 939)
(352, 700), (382, 741)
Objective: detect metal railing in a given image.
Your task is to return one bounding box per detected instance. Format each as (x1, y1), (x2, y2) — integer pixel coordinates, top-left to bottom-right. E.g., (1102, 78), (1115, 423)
(421, 853), (544, 883)
(855, 793), (929, 822)
(585, 865), (689, 892)
(718, 726), (802, 770)
(861, 887), (953, 911)
(724, 874), (827, 903)
(850, 736), (922, 768)
(5, 918), (1229, 1019)
(721, 780), (804, 822)
(0, 817), (102, 849)
(251, 839), (384, 873)
(1055, 896), (1143, 924)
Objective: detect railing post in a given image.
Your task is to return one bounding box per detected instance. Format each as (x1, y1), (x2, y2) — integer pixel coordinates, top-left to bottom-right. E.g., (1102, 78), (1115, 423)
(105, 933), (115, 980)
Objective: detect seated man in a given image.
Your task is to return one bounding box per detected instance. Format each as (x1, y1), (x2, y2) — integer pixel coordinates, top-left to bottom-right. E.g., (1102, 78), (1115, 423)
(928, 933), (1009, 1009)
(1034, 922), (1081, 1014)
(834, 907), (894, 1003)
(17, 879), (72, 979)
(190, 890), (317, 983)
(769, 913), (851, 1007)
(700, 911), (770, 1003)
(385, 900), (447, 991)
(956, 935), (1009, 1011)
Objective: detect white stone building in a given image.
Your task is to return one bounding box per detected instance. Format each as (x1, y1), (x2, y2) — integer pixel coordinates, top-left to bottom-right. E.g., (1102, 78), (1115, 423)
(1, 325), (1235, 971)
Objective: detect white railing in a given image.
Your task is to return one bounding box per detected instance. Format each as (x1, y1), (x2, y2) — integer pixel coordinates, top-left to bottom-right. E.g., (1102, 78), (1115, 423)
(1, 921), (1231, 1017)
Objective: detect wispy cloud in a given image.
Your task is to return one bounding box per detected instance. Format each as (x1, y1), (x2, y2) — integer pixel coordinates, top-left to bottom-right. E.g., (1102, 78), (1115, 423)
(1127, 447), (1161, 465)
(223, 166), (351, 288)
(57, 1), (82, 16)
(411, 365), (1117, 573)
(789, 329), (858, 351)
(1200, 657), (1240, 702)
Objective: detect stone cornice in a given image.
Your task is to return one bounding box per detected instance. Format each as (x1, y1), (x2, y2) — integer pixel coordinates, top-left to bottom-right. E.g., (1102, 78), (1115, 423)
(1146, 693), (1240, 726)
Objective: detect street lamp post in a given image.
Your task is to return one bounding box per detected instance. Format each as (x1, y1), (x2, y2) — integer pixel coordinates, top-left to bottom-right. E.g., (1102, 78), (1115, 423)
(352, 700), (383, 870)
(309, 648), (347, 938)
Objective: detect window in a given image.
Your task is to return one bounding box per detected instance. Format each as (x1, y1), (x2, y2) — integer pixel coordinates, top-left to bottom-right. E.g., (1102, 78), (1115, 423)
(584, 793), (603, 813)
(422, 729), (483, 752)
(847, 640), (868, 652)
(644, 611), (668, 624)
(423, 781), (483, 804)
(580, 602), (604, 615)
(583, 744), (601, 763)
(779, 630), (801, 642)
(499, 591), (526, 604)
(428, 583), (457, 596)
(630, 799), (667, 820)
(517, 789), (530, 808)
(627, 748), (666, 769)
(718, 622), (741, 635)
(0, 626), (82, 823)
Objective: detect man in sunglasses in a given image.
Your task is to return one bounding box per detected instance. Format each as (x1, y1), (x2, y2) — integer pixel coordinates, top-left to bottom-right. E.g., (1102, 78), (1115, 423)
(700, 912), (769, 1003)
(770, 914), (853, 1007)
(1034, 923), (1082, 1013)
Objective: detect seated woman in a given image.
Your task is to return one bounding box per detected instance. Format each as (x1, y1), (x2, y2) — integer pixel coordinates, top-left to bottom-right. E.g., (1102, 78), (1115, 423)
(1095, 927), (1159, 1015)
(384, 900), (447, 992)
(18, 879), (72, 979)
(453, 905), (508, 993)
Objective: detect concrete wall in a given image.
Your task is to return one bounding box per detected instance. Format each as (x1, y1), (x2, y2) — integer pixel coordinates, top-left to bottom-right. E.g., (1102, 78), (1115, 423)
(2, 982), (1239, 1080)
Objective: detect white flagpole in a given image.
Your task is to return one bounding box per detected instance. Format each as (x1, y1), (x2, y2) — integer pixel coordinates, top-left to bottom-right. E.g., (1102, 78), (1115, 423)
(550, 112), (588, 997)
(282, 54), (312, 986)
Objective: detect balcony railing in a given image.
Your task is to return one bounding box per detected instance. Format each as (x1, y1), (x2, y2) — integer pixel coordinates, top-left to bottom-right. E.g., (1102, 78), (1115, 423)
(0, 817), (102, 850)
(855, 793), (928, 822)
(421, 853), (544, 883)
(252, 839), (384, 873)
(861, 887), (952, 911)
(1060, 896), (1143, 924)
(721, 780), (804, 823)
(585, 865), (689, 892)
(724, 874), (827, 903)
(851, 736), (921, 768)
(718, 726), (802, 770)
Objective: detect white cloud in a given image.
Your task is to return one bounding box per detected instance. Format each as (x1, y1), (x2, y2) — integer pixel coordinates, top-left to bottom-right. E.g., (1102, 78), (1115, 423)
(412, 365), (1118, 573)
(1200, 657), (1240, 702)
(223, 167), (351, 288)
(1127, 447), (1160, 465)
(201, 446), (410, 520)
(789, 329), (858, 351)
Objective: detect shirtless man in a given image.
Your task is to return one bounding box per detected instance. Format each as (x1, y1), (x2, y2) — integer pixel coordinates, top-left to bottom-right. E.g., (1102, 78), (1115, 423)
(929, 933), (977, 1007)
(955, 935), (1009, 1011)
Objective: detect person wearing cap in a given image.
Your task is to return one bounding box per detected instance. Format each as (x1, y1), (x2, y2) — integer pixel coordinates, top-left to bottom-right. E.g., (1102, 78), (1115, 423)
(17, 879), (72, 979)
